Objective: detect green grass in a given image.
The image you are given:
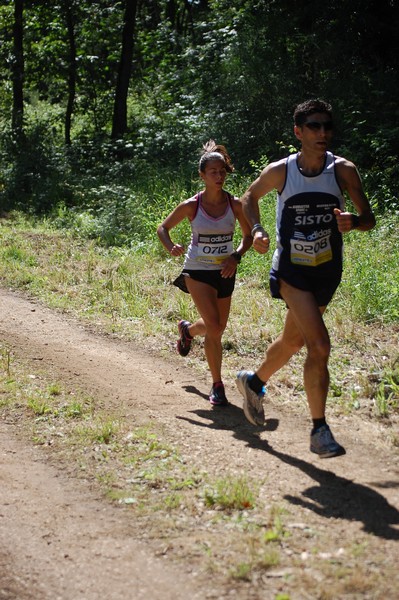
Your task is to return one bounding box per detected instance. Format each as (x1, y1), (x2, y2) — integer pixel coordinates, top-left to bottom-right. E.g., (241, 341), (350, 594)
(340, 215), (399, 323)
(203, 475), (258, 511)
(0, 206), (398, 421)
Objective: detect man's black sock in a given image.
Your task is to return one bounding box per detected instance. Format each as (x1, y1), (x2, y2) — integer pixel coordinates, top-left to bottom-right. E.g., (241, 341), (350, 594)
(249, 373), (266, 394)
(311, 417), (327, 434)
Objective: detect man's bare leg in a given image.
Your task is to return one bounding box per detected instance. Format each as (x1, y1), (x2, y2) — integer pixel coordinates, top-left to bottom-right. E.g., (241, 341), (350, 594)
(237, 280), (344, 455)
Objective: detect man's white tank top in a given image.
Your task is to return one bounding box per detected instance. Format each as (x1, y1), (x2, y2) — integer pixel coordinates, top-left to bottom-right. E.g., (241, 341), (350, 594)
(183, 191), (236, 271)
(272, 151), (345, 273)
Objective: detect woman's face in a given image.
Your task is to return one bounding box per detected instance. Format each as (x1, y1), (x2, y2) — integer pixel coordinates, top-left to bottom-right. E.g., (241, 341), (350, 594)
(200, 159), (227, 189)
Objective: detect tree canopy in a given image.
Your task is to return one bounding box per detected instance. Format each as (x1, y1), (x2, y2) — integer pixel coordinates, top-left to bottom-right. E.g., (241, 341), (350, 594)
(1, 0), (398, 213)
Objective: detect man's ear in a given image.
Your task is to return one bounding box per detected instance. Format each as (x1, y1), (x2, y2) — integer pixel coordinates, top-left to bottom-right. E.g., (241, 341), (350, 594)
(294, 125), (302, 141)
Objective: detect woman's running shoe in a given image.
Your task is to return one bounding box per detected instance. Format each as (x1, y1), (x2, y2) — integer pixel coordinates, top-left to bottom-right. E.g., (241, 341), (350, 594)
(209, 382), (228, 406)
(177, 320), (192, 356)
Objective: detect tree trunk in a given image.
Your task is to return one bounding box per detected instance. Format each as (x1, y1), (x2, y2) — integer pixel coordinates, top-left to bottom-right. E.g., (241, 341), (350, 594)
(111, 0), (139, 139)
(12, 0), (24, 136)
(64, 2), (77, 146)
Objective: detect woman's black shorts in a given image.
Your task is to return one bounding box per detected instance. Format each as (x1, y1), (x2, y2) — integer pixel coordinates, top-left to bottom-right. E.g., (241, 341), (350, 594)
(173, 269), (236, 299)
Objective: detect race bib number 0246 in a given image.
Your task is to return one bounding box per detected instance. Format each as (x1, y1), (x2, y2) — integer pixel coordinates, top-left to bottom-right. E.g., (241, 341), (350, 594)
(290, 234), (332, 267)
(196, 233), (234, 265)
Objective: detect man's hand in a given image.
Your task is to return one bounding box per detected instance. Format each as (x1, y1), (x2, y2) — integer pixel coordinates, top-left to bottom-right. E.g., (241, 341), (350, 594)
(334, 208), (357, 233)
(253, 231), (270, 254)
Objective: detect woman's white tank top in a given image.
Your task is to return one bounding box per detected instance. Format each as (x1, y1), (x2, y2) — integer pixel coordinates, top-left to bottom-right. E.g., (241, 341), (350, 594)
(183, 192), (236, 271)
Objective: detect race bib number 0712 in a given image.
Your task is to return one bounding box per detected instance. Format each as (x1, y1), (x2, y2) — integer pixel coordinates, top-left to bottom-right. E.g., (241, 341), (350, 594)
(197, 233), (234, 265)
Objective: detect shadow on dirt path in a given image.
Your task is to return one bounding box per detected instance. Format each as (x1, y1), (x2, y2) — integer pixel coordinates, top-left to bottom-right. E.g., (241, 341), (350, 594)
(179, 401), (399, 541)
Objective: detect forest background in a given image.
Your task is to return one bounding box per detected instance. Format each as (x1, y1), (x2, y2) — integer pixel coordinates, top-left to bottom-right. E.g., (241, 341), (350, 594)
(1, 0), (399, 217)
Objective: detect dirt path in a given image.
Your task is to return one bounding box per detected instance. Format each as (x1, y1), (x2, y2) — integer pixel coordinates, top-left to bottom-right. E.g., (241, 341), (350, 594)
(0, 288), (398, 599)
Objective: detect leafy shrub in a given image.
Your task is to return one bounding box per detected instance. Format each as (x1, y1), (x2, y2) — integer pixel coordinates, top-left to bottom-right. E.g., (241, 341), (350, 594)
(0, 123), (72, 214)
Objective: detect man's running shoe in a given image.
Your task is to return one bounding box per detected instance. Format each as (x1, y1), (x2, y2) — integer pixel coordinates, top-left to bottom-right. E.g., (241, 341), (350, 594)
(310, 425), (346, 458)
(177, 320), (192, 357)
(236, 370), (265, 426)
(209, 382), (228, 406)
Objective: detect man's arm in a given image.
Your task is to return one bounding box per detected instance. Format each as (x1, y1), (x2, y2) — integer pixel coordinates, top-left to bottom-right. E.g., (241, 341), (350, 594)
(335, 158), (376, 233)
(240, 160), (286, 254)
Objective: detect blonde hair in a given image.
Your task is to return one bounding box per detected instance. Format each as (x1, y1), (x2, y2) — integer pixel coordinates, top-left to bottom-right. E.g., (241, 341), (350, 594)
(199, 139), (234, 173)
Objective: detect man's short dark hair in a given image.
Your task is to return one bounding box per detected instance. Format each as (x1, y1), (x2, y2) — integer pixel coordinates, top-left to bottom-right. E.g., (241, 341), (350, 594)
(293, 99), (333, 126)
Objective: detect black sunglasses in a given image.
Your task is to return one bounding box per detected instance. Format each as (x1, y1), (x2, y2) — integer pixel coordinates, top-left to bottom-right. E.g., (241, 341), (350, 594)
(304, 121), (333, 131)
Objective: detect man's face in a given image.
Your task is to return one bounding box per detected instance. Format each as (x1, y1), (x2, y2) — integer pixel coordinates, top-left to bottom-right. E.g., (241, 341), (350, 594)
(294, 112), (333, 153)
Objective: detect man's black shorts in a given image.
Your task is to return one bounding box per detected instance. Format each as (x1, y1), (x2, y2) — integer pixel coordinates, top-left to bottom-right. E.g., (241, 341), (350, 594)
(269, 267), (342, 307)
(173, 269), (236, 299)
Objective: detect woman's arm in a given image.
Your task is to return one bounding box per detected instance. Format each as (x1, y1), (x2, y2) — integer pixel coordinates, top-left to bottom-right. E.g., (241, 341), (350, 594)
(157, 198), (196, 256)
(219, 197), (253, 278)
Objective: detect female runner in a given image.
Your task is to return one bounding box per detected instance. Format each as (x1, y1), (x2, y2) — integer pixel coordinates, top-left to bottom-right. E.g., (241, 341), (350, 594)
(157, 140), (252, 405)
